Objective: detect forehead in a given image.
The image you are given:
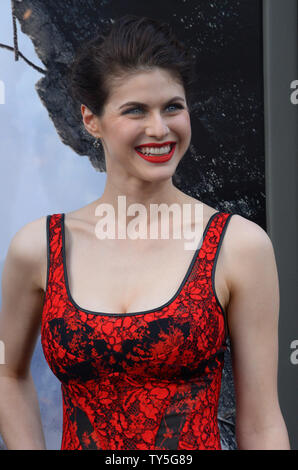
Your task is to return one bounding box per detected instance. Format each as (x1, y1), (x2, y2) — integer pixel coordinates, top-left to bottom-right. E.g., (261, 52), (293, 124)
(107, 68), (185, 106)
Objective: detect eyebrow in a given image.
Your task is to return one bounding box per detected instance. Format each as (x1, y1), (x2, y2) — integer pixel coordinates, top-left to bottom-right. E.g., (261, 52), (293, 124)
(118, 96), (185, 110)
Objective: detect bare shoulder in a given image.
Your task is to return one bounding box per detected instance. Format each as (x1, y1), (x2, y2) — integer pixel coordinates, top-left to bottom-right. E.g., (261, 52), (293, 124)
(224, 214), (275, 291)
(1, 217), (49, 377)
(7, 216), (48, 290)
(226, 213), (272, 249)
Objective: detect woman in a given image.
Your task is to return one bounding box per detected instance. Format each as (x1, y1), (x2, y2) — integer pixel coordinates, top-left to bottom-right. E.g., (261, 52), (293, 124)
(0, 15), (290, 450)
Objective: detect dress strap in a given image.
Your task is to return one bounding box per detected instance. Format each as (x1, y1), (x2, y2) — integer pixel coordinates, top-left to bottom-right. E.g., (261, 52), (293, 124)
(45, 213), (64, 294)
(189, 211), (235, 341)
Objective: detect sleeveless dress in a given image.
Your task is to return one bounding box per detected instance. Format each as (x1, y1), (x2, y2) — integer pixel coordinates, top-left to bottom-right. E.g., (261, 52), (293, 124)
(41, 211), (234, 450)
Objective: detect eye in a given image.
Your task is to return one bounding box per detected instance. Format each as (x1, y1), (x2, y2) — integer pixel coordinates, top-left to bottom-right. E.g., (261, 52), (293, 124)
(166, 103), (184, 112)
(122, 102), (185, 115)
(123, 107), (143, 115)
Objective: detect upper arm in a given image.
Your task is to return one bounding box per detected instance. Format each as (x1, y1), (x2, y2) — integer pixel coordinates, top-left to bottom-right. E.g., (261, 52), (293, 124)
(225, 215), (283, 436)
(0, 217), (47, 378)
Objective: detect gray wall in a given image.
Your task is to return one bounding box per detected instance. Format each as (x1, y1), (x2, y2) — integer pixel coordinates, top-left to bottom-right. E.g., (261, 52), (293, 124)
(263, 0), (298, 450)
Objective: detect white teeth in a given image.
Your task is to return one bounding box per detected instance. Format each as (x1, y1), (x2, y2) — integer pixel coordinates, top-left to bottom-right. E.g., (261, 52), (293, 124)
(136, 145), (172, 155)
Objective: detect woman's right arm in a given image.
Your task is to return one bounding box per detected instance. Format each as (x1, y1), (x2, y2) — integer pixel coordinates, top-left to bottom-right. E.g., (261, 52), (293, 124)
(0, 217), (47, 450)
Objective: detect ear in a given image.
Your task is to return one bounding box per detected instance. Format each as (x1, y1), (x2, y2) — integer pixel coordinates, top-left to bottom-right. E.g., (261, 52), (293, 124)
(81, 104), (101, 138)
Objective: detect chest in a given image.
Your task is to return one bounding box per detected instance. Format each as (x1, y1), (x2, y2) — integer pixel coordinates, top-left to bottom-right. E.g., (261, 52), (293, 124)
(52, 214), (229, 315)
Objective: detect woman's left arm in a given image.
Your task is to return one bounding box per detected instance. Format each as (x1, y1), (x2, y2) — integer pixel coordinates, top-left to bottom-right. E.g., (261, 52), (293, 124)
(225, 215), (291, 450)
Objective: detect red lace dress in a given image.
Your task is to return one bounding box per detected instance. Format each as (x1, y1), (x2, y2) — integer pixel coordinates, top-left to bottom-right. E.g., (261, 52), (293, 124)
(41, 211), (233, 450)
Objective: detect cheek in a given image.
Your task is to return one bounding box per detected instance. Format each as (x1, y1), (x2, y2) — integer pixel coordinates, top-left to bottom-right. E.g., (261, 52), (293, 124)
(175, 114), (191, 140)
(174, 110), (190, 127)
(114, 123), (140, 147)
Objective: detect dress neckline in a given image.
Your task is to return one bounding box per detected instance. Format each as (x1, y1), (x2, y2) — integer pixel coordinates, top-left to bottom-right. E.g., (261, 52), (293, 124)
(61, 211), (221, 316)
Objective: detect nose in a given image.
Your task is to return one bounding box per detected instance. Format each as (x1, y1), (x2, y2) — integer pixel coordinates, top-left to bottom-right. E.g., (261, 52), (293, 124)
(145, 112), (169, 138)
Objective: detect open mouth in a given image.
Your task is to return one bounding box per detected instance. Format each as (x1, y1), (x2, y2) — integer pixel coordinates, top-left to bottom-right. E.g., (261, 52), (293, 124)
(134, 143), (176, 163)
(135, 143), (176, 156)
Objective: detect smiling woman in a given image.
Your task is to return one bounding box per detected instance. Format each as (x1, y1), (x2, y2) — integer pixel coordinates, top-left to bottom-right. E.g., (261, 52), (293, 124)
(78, 64), (192, 186)
(67, 12), (196, 178)
(0, 13), (290, 451)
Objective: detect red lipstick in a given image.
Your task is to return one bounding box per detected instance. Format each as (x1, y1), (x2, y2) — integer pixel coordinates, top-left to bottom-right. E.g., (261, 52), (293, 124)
(135, 143), (176, 163)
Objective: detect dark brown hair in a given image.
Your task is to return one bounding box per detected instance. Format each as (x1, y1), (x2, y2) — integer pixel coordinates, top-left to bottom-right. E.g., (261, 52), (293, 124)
(69, 14), (197, 117)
